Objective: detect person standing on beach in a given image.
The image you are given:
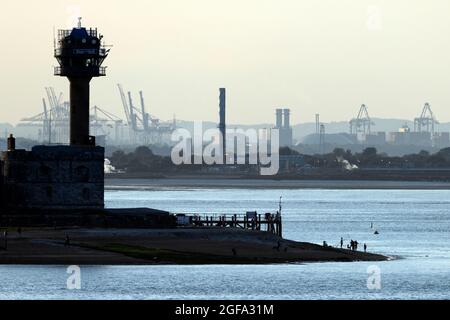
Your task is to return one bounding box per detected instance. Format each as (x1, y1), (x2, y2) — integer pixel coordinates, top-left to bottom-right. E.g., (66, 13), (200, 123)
(364, 243), (367, 252)
(340, 237), (344, 249)
(3, 231), (7, 250)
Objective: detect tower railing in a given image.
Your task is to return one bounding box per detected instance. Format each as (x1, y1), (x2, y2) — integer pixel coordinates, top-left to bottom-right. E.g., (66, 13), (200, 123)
(54, 66), (106, 76)
(57, 28), (98, 41)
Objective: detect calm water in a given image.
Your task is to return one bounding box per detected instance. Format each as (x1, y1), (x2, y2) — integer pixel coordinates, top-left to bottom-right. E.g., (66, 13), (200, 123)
(1, 188), (450, 300)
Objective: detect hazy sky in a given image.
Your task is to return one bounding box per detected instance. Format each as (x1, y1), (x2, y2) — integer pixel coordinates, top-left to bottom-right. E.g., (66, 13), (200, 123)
(1, 0), (450, 125)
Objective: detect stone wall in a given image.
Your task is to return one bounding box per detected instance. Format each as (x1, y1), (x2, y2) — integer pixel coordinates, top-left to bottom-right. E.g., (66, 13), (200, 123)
(1, 145), (104, 209)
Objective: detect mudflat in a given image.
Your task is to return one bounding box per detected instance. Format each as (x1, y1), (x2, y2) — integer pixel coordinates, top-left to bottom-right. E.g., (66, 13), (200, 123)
(0, 227), (388, 265)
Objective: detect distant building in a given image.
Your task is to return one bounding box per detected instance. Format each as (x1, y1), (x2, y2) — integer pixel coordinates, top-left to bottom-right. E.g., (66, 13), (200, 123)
(388, 124), (433, 146)
(433, 132), (450, 148)
(275, 108), (293, 147)
(362, 132), (386, 145)
(279, 154), (305, 172)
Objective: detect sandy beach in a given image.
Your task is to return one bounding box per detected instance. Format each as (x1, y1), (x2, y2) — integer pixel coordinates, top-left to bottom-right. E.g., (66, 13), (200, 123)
(0, 227), (388, 265)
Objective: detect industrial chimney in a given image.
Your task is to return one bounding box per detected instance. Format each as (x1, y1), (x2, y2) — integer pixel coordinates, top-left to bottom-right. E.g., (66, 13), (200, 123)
(219, 88), (226, 161)
(276, 109), (283, 129)
(283, 109), (290, 129)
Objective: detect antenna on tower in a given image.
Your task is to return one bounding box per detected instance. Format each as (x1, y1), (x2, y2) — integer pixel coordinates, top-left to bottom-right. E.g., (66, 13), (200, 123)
(53, 26), (56, 50)
(279, 196), (282, 214)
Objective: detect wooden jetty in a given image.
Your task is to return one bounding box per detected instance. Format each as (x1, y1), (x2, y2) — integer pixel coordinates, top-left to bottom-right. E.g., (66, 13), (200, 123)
(176, 212), (283, 237)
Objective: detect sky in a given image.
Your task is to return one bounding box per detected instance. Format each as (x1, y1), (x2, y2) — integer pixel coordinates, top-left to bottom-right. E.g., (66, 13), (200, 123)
(1, 0), (450, 125)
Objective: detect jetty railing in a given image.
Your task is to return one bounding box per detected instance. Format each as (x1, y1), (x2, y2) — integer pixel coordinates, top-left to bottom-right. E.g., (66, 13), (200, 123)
(175, 212), (283, 237)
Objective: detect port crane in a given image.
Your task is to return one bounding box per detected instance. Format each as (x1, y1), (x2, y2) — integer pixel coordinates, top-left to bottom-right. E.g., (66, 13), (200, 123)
(349, 104), (375, 135)
(414, 103), (438, 135)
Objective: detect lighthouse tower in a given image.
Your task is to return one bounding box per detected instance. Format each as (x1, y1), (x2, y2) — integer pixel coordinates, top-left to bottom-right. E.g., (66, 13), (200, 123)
(54, 18), (109, 146)
(0, 19), (108, 210)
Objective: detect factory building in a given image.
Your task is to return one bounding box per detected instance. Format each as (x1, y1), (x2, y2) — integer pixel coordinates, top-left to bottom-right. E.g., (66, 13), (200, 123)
(361, 132), (386, 145)
(387, 125), (433, 147)
(275, 108), (293, 147)
(433, 132), (450, 148)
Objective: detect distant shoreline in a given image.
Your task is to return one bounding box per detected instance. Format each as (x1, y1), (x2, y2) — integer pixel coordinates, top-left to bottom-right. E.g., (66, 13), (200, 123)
(105, 177), (450, 190)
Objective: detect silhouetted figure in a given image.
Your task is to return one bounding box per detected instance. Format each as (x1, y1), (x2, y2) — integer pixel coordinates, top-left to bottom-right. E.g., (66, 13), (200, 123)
(323, 241), (328, 247)
(273, 241), (281, 251)
(364, 243), (367, 252)
(64, 235), (70, 247)
(232, 248), (237, 256)
(350, 240), (354, 251)
(340, 237), (344, 249)
(3, 231), (7, 251)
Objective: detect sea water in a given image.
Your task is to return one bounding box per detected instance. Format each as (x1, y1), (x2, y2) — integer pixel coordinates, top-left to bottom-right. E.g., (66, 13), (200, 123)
(1, 188), (450, 300)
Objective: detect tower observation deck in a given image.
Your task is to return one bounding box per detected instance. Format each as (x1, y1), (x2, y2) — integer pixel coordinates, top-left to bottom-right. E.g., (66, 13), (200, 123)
(54, 18), (109, 146)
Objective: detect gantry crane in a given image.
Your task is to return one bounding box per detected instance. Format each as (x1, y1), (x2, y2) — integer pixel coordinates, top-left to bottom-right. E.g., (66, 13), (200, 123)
(414, 103), (438, 135)
(349, 104), (375, 135)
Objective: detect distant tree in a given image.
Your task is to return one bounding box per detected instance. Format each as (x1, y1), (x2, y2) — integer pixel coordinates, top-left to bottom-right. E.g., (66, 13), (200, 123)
(428, 154), (447, 167)
(332, 148), (346, 157)
(279, 147), (299, 155)
(362, 147), (377, 157)
(437, 148), (450, 160)
(110, 150), (127, 168)
(134, 146), (154, 158)
(418, 150), (430, 157)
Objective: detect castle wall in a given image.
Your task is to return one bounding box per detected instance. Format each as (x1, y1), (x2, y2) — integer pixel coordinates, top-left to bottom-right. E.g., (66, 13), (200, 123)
(1, 145), (104, 210)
